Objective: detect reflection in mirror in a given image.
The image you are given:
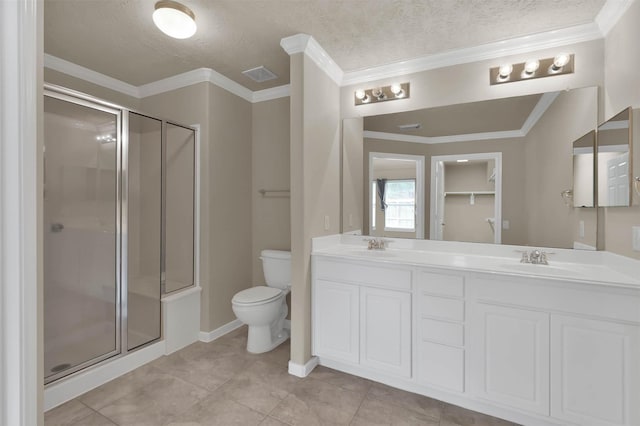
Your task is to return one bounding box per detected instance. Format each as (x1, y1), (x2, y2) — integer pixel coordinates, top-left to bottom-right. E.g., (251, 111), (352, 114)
(344, 86), (599, 250)
(430, 153), (501, 244)
(368, 152), (425, 239)
(572, 130), (596, 208)
(597, 107), (632, 207)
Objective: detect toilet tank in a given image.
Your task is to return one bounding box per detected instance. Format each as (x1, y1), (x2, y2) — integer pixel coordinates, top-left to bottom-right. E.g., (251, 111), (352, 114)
(261, 250), (291, 290)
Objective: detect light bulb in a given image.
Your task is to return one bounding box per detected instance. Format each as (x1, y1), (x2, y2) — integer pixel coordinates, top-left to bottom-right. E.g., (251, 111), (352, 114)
(390, 84), (402, 95)
(524, 59), (540, 74)
(355, 89), (366, 100)
(153, 1), (197, 39)
(498, 64), (513, 78)
(552, 53), (570, 70)
(371, 87), (383, 99)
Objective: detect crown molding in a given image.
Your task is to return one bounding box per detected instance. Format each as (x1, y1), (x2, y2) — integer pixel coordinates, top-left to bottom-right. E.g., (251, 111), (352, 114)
(44, 54), (140, 98)
(342, 23), (602, 86)
(596, 0), (635, 35)
(252, 84), (290, 103)
(138, 67), (254, 102)
(44, 54), (289, 104)
(363, 91), (559, 145)
(280, 33), (344, 86)
(520, 91), (560, 134)
(364, 129), (525, 145)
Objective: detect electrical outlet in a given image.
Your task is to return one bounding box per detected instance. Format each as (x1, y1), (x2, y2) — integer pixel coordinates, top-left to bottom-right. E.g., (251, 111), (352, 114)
(324, 215), (330, 231)
(633, 226), (640, 252)
(502, 220), (510, 230)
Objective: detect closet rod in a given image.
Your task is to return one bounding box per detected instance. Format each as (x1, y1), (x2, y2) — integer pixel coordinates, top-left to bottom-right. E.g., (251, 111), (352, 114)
(258, 189), (290, 196)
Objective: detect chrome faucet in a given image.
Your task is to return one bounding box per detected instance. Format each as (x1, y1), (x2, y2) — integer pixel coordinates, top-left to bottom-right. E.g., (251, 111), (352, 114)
(364, 237), (388, 250)
(519, 249), (550, 265)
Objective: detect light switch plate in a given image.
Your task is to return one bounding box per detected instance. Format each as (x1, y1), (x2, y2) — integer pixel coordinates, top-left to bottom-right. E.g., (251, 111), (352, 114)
(502, 220), (510, 230)
(633, 226), (640, 251)
(579, 221), (585, 238)
(324, 215), (330, 231)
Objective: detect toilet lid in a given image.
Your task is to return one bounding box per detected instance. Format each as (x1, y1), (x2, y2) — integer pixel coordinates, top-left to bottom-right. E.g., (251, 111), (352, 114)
(233, 286), (282, 305)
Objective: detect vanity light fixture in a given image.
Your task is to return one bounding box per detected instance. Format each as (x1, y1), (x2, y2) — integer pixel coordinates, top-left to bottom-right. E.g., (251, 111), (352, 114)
(153, 1), (197, 39)
(490, 54), (574, 85)
(354, 82), (410, 105)
(523, 59), (540, 77)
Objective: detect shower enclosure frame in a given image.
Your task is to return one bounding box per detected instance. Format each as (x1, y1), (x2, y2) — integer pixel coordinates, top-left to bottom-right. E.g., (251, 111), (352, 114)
(43, 83), (197, 385)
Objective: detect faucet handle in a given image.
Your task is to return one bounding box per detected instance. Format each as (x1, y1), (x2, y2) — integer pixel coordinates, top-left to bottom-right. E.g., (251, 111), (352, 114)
(515, 249), (530, 263)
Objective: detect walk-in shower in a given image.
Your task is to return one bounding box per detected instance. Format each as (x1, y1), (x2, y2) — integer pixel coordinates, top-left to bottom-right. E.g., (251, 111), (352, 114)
(43, 85), (195, 384)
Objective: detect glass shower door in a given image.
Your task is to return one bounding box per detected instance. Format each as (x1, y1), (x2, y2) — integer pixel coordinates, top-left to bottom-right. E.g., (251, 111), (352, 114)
(43, 94), (121, 383)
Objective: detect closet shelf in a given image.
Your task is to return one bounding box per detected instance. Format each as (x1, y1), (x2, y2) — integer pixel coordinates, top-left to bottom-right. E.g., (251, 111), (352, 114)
(444, 191), (495, 196)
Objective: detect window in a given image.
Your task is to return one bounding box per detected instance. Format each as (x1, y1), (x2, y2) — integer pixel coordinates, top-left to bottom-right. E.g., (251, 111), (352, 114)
(384, 179), (416, 231)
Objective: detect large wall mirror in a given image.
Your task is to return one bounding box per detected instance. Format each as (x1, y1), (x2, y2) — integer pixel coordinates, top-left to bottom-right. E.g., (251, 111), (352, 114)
(342, 86), (600, 250)
(597, 107), (633, 207)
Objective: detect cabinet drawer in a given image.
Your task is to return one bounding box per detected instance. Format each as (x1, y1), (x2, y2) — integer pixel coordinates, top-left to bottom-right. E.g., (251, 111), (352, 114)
(315, 257), (411, 291)
(418, 271), (464, 297)
(418, 341), (464, 392)
(421, 318), (464, 347)
(421, 295), (464, 322)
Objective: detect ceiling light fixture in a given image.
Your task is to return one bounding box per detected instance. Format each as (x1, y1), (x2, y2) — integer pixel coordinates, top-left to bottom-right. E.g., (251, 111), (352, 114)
(354, 83), (410, 105)
(490, 54), (574, 85)
(153, 1), (197, 39)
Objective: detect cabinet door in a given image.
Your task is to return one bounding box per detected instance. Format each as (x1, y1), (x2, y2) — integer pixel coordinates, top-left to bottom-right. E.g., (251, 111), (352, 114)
(313, 279), (359, 364)
(470, 303), (550, 415)
(551, 315), (640, 426)
(360, 287), (411, 377)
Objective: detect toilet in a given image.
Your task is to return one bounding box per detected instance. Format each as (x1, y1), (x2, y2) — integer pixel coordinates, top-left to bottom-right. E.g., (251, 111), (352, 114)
(232, 249), (291, 353)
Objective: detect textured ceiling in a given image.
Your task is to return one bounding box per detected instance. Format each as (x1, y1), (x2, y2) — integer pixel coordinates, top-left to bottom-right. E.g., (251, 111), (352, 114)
(364, 94), (543, 137)
(44, 0), (606, 91)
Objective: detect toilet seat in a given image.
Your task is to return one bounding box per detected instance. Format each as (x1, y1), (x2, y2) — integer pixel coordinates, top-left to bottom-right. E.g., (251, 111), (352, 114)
(232, 286), (282, 306)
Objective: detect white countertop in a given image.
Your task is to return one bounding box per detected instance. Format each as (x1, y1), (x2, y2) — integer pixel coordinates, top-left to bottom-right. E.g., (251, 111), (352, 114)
(312, 235), (640, 289)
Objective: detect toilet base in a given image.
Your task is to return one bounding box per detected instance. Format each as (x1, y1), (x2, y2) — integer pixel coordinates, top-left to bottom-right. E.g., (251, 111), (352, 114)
(246, 324), (290, 354)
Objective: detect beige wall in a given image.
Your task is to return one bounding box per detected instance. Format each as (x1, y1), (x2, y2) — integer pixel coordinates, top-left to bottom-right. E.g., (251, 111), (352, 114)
(523, 88), (598, 249)
(342, 117), (364, 234)
(603, 1), (640, 260)
(251, 97), (291, 284)
(289, 53), (341, 365)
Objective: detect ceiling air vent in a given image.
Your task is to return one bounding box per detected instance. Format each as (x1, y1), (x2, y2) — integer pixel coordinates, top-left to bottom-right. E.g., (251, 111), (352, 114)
(242, 66), (278, 83)
(397, 123), (421, 130)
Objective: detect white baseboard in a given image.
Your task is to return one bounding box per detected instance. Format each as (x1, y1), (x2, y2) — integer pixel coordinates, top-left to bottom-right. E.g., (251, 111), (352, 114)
(44, 341), (165, 411)
(198, 319), (243, 343)
(288, 356), (319, 378)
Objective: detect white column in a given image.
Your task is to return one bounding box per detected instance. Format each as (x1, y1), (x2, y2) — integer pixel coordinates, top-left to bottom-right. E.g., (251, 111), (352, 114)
(0, 1), (43, 425)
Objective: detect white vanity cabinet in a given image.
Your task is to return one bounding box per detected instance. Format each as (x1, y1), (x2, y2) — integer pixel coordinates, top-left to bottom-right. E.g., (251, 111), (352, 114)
(312, 256), (412, 377)
(313, 279), (359, 363)
(360, 286), (411, 377)
(414, 270), (466, 392)
(468, 275), (640, 426)
(470, 303), (550, 415)
(550, 315), (640, 426)
(311, 241), (640, 426)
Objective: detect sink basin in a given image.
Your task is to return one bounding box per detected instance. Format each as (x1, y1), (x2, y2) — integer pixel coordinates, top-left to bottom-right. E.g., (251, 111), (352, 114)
(345, 249), (397, 258)
(498, 262), (583, 278)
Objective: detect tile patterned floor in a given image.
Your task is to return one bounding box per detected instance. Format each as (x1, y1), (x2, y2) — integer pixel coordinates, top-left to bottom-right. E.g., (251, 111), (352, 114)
(45, 326), (519, 426)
